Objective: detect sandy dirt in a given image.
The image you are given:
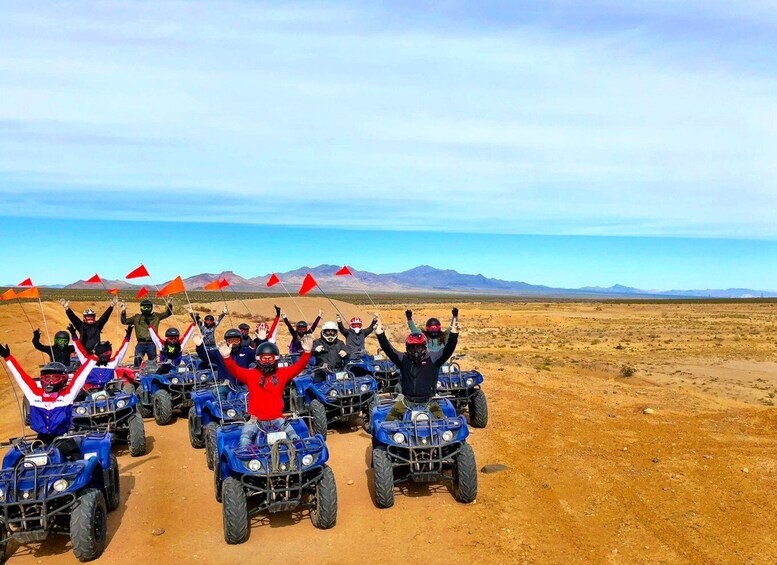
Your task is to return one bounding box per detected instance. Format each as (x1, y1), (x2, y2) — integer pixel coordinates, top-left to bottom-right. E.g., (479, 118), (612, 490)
(0, 298), (776, 564)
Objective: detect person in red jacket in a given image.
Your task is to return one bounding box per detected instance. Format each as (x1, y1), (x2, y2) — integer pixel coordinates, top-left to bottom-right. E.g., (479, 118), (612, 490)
(218, 333), (313, 447)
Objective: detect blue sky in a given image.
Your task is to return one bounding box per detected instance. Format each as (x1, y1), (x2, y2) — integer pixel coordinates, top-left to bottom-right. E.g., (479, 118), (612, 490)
(1, 1), (775, 288)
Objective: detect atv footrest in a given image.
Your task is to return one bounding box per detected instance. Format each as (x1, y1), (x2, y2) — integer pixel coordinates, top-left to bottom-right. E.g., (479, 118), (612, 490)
(267, 500), (300, 513)
(11, 530), (49, 543)
(410, 472), (449, 483)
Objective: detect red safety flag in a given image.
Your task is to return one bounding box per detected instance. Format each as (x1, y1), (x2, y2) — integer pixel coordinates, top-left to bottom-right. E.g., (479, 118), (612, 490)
(16, 287), (40, 299)
(266, 273), (280, 288)
(335, 265), (353, 276)
(204, 280), (222, 291)
(107, 288), (120, 295)
(298, 274), (317, 296)
(219, 278), (230, 288)
(1, 289), (17, 301)
(17, 278), (33, 287)
(136, 287), (149, 299)
(86, 274), (102, 284)
(157, 276), (185, 297)
(126, 264), (150, 279)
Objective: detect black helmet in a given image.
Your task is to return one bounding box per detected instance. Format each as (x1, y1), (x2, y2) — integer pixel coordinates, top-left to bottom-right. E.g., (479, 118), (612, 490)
(238, 323), (250, 332)
(224, 328), (242, 341)
(204, 314), (216, 327)
(40, 362), (69, 394)
(94, 341), (113, 357)
(425, 317), (442, 338)
(41, 362), (69, 376)
(140, 299), (153, 313)
(54, 331), (70, 345)
(165, 328), (180, 339)
(255, 342), (280, 374)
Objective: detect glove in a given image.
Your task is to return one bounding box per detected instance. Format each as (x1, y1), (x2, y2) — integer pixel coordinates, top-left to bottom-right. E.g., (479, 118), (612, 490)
(193, 335), (203, 347)
(218, 342), (231, 358)
(33, 328), (41, 340)
(255, 326), (268, 340)
(405, 309), (412, 320)
(0, 344), (10, 358)
(59, 298), (69, 309)
(281, 311), (287, 320)
(274, 305), (281, 317)
(338, 350), (348, 358)
(315, 345), (324, 353)
(451, 320), (460, 334)
(452, 307), (459, 318)
(110, 297), (118, 307)
(375, 320), (384, 335)
(336, 314), (342, 322)
(125, 326), (134, 340)
(120, 301), (126, 312)
(300, 334), (314, 353)
(373, 313), (379, 322)
(67, 324), (78, 339)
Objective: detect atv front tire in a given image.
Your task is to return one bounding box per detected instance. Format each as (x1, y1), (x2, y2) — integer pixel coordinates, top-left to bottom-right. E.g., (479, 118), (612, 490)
(70, 488), (107, 562)
(152, 390), (173, 425)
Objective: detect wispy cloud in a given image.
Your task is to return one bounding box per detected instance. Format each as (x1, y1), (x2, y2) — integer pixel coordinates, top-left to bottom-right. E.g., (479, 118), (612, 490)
(0, 1), (774, 237)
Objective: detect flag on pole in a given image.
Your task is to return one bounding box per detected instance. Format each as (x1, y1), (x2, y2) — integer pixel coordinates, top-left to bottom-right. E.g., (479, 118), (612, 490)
(17, 278), (33, 287)
(298, 274), (318, 296)
(136, 287), (149, 299)
(335, 265), (353, 276)
(107, 288), (120, 295)
(204, 280), (222, 291)
(157, 276), (186, 297)
(86, 274), (102, 284)
(1, 289), (17, 301)
(266, 273), (280, 288)
(219, 278), (230, 288)
(126, 264), (150, 279)
(16, 287), (40, 299)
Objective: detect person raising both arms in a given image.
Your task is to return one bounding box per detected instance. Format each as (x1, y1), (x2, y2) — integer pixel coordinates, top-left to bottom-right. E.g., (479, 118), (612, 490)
(404, 307), (459, 353)
(60, 297), (116, 354)
(337, 313), (378, 360)
(120, 298), (174, 367)
(281, 308), (322, 355)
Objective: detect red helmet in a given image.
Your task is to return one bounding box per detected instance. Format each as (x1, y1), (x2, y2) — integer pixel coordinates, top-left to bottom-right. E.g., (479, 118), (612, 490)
(405, 333), (427, 363)
(350, 317), (362, 328)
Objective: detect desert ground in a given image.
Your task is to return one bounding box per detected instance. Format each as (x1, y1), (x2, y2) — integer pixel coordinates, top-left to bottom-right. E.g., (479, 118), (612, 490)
(0, 297), (776, 564)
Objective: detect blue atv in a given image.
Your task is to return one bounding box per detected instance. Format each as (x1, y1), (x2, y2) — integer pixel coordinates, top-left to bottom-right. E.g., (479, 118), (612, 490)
(436, 358), (488, 428)
(72, 380), (147, 457)
(0, 432), (119, 562)
(188, 386), (249, 471)
(136, 357), (217, 425)
(213, 419), (337, 544)
(290, 365), (378, 438)
(369, 396), (477, 508)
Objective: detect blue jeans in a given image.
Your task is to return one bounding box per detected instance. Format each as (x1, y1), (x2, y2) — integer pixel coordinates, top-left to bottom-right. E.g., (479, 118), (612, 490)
(134, 342), (157, 368)
(240, 418), (299, 447)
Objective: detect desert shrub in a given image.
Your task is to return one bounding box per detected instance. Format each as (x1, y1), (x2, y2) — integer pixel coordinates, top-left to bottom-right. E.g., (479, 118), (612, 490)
(620, 365), (636, 378)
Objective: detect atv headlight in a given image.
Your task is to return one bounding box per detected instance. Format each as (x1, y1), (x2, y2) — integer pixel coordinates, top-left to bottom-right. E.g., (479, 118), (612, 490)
(328, 389), (338, 398)
(226, 409), (237, 418)
(415, 413), (430, 422)
(301, 454), (314, 466)
(200, 374), (208, 381)
(171, 377), (180, 384)
(466, 378), (474, 386)
(52, 479), (69, 492)
(248, 459), (262, 472)
(442, 430), (454, 442)
(75, 406), (87, 415)
(374, 365), (381, 371)
(436, 381), (443, 389)
(116, 399), (126, 409)
(392, 432), (405, 444)
(0, 488), (4, 500)
(359, 384), (369, 392)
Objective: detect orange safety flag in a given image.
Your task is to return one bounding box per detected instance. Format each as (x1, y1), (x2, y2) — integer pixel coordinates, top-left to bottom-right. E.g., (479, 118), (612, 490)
(204, 280), (222, 291)
(126, 264), (150, 279)
(1, 289), (17, 300)
(136, 287), (149, 299)
(266, 273), (280, 287)
(335, 265), (352, 276)
(86, 274), (102, 284)
(157, 276), (185, 297)
(17, 278), (33, 287)
(107, 288), (120, 295)
(298, 274), (317, 296)
(16, 287), (40, 299)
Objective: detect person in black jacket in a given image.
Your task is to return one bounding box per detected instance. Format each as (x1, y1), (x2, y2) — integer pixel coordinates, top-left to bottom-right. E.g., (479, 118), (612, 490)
(336, 314), (378, 359)
(32, 329), (76, 366)
(60, 298), (115, 353)
(311, 321), (348, 381)
(375, 316), (459, 421)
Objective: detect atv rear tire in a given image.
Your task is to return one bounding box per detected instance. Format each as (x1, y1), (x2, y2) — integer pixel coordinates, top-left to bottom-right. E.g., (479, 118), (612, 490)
(222, 477), (248, 544)
(152, 390), (173, 425)
(310, 400), (328, 439)
(128, 413), (146, 457)
(452, 443), (478, 503)
(310, 465), (337, 529)
(136, 384), (152, 418)
(362, 395), (378, 432)
(469, 389), (488, 428)
(205, 423), (218, 471)
(105, 454), (121, 511)
(70, 488), (107, 562)
(372, 448), (394, 508)
(188, 407), (205, 448)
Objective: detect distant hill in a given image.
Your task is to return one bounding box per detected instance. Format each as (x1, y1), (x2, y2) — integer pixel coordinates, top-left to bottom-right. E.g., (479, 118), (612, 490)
(55, 265), (777, 298)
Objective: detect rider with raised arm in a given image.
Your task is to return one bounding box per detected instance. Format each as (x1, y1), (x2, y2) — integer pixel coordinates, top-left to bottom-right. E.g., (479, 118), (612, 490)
(281, 309), (321, 355)
(405, 307), (459, 353)
(60, 298), (116, 354)
(337, 313), (378, 360)
(73, 326), (134, 388)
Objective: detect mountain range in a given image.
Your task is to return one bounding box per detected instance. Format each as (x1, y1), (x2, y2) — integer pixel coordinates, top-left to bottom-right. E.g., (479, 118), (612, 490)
(57, 265), (777, 299)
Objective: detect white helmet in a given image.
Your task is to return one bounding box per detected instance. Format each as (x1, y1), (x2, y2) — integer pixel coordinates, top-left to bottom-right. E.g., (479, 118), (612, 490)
(321, 321), (338, 343)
